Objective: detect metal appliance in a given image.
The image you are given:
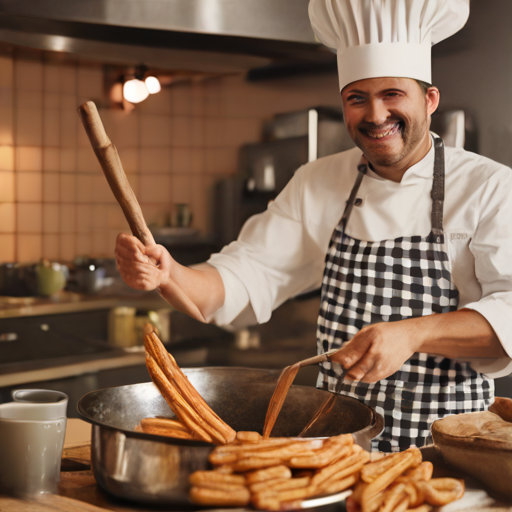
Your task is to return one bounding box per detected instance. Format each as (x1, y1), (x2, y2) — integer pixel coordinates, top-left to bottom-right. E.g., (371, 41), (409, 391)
(0, 0), (335, 74)
(215, 107), (354, 244)
(430, 109), (478, 152)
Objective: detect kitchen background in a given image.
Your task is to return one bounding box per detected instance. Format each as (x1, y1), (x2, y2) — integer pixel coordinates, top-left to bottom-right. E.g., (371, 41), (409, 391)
(1, 0), (512, 409)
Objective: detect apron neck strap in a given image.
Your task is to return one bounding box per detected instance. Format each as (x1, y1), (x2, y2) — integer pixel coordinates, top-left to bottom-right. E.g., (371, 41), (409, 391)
(341, 162), (367, 232)
(431, 136), (445, 238)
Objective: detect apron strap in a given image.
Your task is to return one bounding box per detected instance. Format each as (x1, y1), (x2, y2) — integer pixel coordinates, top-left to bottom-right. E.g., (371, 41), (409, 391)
(340, 162), (368, 232)
(431, 137), (445, 240)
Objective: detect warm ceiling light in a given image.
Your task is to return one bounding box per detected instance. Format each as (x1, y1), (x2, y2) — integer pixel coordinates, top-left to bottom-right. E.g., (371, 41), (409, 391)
(123, 79), (149, 104)
(145, 76), (161, 94)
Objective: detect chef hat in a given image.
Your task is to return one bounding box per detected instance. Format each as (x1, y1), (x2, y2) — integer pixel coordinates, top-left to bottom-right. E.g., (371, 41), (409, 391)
(309, 0), (470, 91)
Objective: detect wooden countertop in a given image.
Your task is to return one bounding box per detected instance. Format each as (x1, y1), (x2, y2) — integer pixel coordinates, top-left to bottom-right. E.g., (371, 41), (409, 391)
(1, 419), (511, 512)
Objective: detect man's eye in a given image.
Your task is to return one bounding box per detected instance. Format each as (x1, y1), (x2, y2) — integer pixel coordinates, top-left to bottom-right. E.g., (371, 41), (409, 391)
(386, 92), (400, 98)
(348, 95), (364, 103)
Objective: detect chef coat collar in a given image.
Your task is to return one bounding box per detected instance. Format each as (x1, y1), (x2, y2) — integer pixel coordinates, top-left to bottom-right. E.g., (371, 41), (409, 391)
(364, 135), (435, 185)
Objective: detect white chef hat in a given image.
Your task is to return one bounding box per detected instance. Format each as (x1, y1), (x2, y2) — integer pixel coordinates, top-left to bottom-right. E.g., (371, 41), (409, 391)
(309, 0), (470, 91)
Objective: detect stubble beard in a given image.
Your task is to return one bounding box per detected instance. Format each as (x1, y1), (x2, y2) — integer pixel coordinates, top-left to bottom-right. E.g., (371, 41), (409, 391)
(352, 115), (429, 168)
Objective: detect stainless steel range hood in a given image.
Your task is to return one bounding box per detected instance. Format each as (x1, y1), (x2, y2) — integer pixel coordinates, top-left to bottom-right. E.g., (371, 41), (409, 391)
(0, 0), (336, 75)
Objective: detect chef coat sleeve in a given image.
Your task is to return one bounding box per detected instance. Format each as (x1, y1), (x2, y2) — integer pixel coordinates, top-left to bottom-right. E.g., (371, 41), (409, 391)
(207, 166), (324, 327)
(463, 167), (512, 378)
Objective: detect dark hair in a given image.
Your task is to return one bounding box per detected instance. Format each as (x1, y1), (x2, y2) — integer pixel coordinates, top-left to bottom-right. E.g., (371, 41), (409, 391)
(416, 80), (432, 94)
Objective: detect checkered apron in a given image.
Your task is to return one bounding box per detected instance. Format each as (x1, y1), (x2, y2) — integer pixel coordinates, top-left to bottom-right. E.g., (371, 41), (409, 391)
(316, 137), (493, 452)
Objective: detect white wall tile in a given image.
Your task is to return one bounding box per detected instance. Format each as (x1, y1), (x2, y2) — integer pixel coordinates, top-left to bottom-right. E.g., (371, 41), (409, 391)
(60, 233), (76, 261)
(43, 173), (59, 202)
(60, 148), (76, 173)
(139, 174), (171, 203)
(42, 233), (60, 260)
(0, 56), (13, 88)
(0, 171), (15, 202)
(15, 60), (43, 91)
(0, 146), (14, 172)
(43, 148), (59, 172)
(60, 204), (76, 233)
(140, 148), (170, 174)
(140, 115), (171, 147)
(76, 205), (93, 232)
(17, 203), (42, 233)
(43, 204), (59, 234)
(59, 64), (77, 94)
(0, 234), (15, 261)
(43, 63), (60, 92)
(60, 110), (77, 147)
(117, 147), (138, 173)
(16, 147), (42, 172)
(43, 109), (60, 146)
(17, 172), (43, 202)
(60, 174), (76, 202)
(77, 65), (103, 99)
(77, 147), (100, 173)
(16, 90), (42, 110)
(17, 234), (42, 262)
(0, 203), (15, 233)
(0, 106), (13, 145)
(16, 108), (42, 145)
(0, 87), (13, 109)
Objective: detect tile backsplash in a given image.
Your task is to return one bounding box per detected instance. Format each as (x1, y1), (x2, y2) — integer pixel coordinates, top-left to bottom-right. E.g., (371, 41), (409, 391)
(0, 48), (341, 263)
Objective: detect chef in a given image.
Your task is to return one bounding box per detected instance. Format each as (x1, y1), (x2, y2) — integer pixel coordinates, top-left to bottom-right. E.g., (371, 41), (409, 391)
(115, 0), (512, 452)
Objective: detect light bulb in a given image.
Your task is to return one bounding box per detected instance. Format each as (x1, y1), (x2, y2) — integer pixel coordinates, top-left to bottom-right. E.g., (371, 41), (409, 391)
(145, 76), (161, 94)
(123, 79), (149, 104)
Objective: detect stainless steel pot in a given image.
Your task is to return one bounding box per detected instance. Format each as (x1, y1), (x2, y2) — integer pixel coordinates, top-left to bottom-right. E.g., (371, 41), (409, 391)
(78, 367), (383, 506)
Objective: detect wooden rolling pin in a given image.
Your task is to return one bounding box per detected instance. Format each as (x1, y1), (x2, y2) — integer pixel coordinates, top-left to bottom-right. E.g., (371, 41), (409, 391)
(78, 101), (205, 322)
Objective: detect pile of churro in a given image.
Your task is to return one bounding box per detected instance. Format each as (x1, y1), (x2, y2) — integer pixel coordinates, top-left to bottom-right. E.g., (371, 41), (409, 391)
(347, 447), (464, 512)
(140, 329), (465, 511)
(191, 440), (464, 511)
(190, 432), (367, 509)
(142, 328), (236, 444)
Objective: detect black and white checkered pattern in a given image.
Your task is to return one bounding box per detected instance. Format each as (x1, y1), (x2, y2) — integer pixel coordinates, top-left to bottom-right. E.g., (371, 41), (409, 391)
(316, 224), (493, 453)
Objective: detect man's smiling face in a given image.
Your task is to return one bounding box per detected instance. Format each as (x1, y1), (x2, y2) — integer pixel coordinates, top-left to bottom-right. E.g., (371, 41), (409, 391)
(341, 77), (439, 175)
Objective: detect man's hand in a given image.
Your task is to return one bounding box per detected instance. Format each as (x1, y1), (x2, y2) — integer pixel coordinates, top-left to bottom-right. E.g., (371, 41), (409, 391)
(329, 321), (421, 383)
(115, 233), (172, 291)
(114, 232), (225, 323)
(328, 309), (504, 384)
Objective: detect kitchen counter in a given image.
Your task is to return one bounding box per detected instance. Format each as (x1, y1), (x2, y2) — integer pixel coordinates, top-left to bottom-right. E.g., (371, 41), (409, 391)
(1, 419), (510, 512)
(0, 290), (170, 319)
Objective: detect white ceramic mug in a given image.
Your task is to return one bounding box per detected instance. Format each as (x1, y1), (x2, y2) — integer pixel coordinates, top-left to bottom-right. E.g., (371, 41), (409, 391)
(0, 389), (68, 498)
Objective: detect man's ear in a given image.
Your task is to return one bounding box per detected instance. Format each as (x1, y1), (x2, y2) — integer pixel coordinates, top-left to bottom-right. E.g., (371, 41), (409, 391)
(426, 86), (440, 116)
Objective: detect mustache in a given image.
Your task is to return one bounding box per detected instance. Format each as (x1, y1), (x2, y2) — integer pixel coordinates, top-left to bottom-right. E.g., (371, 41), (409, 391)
(357, 119), (405, 131)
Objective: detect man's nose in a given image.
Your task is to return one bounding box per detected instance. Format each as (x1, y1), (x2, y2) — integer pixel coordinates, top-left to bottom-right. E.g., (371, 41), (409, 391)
(364, 99), (389, 126)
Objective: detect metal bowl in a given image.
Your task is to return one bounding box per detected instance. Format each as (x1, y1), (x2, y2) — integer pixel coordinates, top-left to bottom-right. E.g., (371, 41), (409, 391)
(78, 367), (383, 506)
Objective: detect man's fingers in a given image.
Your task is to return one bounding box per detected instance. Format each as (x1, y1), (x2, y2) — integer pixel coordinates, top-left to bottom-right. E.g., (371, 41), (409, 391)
(144, 244), (165, 265)
(115, 243), (147, 264)
(345, 351), (378, 382)
(330, 332), (372, 370)
(117, 232), (145, 250)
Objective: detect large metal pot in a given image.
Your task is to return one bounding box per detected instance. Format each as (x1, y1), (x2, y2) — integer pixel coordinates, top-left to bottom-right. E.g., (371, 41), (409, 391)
(78, 367), (383, 506)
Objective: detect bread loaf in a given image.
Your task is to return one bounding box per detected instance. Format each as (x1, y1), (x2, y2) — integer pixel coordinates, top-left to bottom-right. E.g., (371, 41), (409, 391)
(432, 404), (512, 497)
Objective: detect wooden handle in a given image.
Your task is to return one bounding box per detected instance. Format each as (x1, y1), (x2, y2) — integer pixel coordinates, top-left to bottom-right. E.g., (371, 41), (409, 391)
(77, 101), (154, 246)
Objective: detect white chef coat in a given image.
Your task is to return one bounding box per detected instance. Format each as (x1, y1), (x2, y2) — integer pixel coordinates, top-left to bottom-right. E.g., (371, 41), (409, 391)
(208, 139), (512, 378)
